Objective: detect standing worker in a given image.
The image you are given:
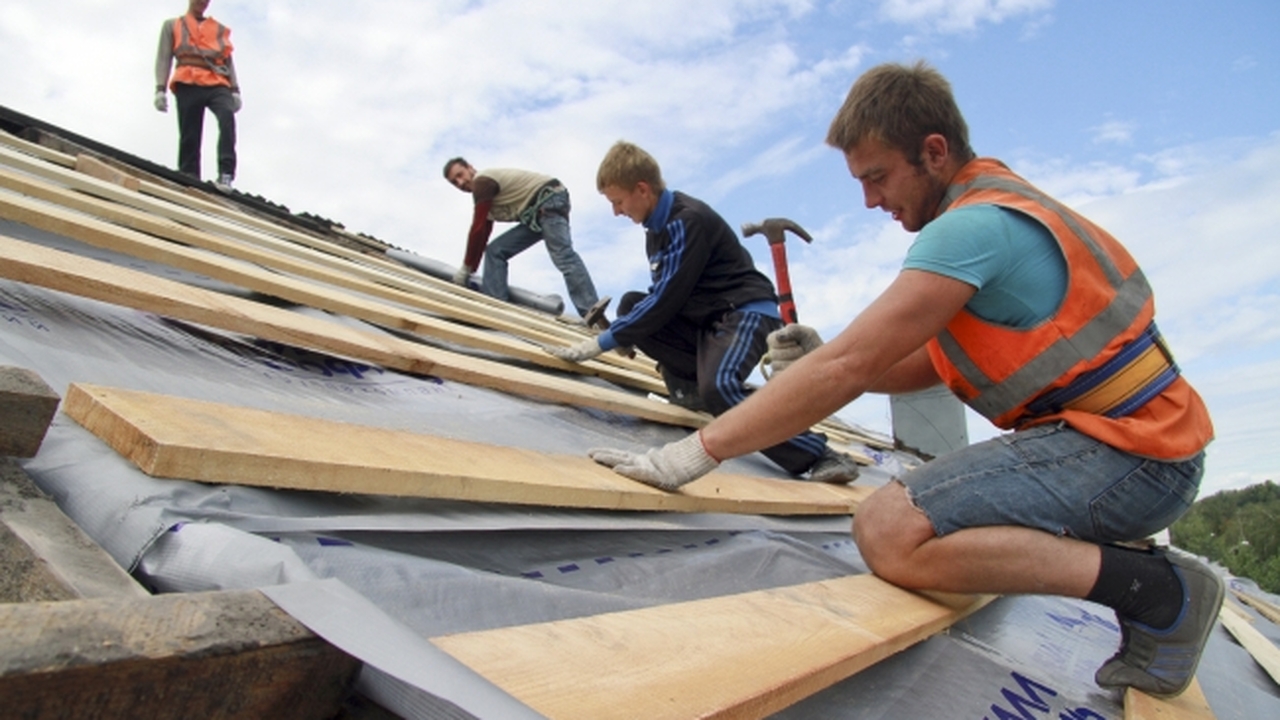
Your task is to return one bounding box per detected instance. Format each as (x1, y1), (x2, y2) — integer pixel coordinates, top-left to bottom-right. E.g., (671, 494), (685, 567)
(443, 158), (600, 318)
(548, 140), (860, 485)
(154, 0), (241, 191)
(588, 63), (1220, 699)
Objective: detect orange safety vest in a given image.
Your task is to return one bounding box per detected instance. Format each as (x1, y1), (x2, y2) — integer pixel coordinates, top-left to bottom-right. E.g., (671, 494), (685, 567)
(925, 158), (1213, 460)
(169, 14), (233, 89)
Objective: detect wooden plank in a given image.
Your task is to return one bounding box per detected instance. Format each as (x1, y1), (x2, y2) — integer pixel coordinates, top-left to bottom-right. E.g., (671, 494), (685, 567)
(0, 233), (715, 429)
(0, 128), (75, 167)
(0, 364), (60, 458)
(0, 457), (148, 602)
(63, 383), (871, 516)
(0, 173), (667, 396)
(1217, 602), (1280, 686)
(73, 153), (140, 192)
(1125, 680), (1215, 720)
(431, 575), (993, 720)
(1233, 588), (1280, 625)
(0, 590), (360, 720)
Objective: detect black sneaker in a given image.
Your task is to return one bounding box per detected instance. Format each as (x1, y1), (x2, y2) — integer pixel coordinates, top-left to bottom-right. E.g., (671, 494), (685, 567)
(807, 448), (861, 484)
(1094, 550), (1224, 698)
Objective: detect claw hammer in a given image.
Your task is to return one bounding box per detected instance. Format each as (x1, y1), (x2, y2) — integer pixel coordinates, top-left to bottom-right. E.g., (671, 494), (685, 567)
(741, 217), (812, 325)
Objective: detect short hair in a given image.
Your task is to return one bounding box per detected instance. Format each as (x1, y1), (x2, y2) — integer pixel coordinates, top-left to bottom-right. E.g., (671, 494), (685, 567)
(442, 156), (469, 179)
(596, 141), (665, 193)
(825, 60), (974, 165)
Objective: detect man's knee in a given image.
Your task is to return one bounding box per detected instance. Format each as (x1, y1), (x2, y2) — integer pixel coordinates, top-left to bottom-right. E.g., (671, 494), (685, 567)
(853, 482), (935, 584)
(617, 291), (647, 316)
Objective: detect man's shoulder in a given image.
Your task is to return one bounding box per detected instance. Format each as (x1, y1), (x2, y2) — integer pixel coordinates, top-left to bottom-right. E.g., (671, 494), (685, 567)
(670, 191), (727, 224)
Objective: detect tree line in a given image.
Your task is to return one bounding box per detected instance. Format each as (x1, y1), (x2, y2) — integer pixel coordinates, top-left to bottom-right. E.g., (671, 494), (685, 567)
(1170, 480), (1279, 594)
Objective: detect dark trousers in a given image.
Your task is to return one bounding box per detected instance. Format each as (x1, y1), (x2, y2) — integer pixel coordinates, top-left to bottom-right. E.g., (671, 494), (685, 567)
(173, 83), (237, 180)
(619, 292), (828, 475)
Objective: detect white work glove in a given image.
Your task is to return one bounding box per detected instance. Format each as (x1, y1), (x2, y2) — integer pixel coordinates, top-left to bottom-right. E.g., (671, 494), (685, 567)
(231, 92), (242, 113)
(451, 266), (472, 287)
(544, 338), (603, 363)
(764, 324), (823, 377)
(589, 432), (719, 491)
(154, 90), (168, 113)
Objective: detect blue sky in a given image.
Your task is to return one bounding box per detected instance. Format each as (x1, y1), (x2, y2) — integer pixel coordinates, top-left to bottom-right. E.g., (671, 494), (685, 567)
(2, 0), (1277, 498)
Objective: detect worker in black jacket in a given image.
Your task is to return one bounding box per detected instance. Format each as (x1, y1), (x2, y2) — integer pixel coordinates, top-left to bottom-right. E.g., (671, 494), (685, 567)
(544, 141), (859, 484)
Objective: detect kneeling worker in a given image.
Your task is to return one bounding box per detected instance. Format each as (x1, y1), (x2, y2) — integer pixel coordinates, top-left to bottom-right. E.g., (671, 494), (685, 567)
(545, 140), (860, 485)
(586, 63), (1221, 700)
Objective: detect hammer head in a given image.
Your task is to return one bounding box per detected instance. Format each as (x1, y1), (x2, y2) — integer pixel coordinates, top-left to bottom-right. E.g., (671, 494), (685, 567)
(741, 218), (813, 246)
(583, 295), (613, 330)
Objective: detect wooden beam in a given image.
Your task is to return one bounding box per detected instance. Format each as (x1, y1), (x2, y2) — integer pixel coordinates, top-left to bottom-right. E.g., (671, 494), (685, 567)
(1125, 680), (1215, 720)
(73, 153), (141, 192)
(0, 590), (360, 720)
(0, 457), (148, 602)
(1217, 603), (1280, 687)
(0, 365), (60, 458)
(63, 383), (871, 516)
(1232, 588), (1280, 626)
(431, 575), (993, 720)
(0, 233), (719, 430)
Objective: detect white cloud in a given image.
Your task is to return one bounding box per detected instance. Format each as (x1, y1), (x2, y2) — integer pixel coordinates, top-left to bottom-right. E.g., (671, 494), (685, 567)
(1090, 119), (1136, 145)
(877, 0), (1054, 34)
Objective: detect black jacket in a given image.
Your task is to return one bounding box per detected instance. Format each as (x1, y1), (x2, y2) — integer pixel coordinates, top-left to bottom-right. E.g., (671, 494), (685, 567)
(606, 190), (777, 348)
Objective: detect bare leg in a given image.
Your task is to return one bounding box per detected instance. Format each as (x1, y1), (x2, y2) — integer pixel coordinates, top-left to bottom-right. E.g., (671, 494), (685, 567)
(852, 480), (1100, 597)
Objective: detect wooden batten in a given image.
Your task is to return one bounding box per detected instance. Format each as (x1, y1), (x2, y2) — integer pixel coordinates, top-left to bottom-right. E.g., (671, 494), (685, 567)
(63, 383), (871, 516)
(432, 575), (993, 720)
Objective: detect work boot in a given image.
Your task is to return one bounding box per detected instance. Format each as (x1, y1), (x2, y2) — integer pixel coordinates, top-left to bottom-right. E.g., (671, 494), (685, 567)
(1094, 550), (1224, 698)
(807, 448), (861, 484)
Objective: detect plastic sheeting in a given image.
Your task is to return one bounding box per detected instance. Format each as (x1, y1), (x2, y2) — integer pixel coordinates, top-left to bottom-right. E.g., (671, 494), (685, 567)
(3, 216), (1278, 719)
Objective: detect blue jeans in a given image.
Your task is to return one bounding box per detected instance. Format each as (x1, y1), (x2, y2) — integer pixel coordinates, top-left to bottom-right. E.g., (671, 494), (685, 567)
(481, 190), (599, 317)
(901, 423), (1204, 542)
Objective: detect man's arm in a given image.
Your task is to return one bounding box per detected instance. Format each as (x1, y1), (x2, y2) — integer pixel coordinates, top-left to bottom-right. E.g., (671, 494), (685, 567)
(461, 176), (498, 271)
(606, 215), (713, 347)
(700, 269), (975, 460)
(154, 19), (174, 91)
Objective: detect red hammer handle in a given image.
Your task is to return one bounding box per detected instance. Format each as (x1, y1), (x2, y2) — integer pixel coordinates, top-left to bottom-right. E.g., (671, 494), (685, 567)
(769, 242), (798, 325)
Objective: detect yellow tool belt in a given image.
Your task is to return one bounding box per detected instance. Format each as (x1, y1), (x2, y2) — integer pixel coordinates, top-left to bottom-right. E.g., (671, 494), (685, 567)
(1025, 323), (1179, 419)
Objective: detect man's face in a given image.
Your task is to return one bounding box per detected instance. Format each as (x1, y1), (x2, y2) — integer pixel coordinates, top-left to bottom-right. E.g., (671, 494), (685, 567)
(601, 182), (656, 225)
(189, 0), (211, 17)
(844, 137), (948, 233)
(446, 162), (477, 192)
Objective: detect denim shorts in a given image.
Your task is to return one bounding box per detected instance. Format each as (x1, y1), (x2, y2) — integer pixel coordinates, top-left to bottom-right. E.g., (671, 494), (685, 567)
(900, 422), (1204, 542)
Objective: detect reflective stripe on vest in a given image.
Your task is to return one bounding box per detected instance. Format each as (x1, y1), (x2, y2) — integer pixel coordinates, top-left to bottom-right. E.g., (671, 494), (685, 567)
(929, 160), (1160, 426)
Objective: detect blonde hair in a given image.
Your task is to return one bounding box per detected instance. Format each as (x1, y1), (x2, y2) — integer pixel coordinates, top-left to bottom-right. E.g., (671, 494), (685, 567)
(596, 140), (665, 193)
(826, 60), (974, 165)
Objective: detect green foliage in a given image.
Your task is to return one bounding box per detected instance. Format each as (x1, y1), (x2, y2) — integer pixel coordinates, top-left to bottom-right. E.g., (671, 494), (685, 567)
(1170, 480), (1280, 593)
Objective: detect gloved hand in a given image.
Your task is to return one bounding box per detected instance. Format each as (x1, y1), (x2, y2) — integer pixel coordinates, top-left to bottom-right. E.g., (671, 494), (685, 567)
(764, 324), (823, 377)
(589, 432), (719, 491)
(154, 91), (168, 113)
(544, 338), (603, 363)
(451, 266), (472, 287)
(231, 92), (243, 113)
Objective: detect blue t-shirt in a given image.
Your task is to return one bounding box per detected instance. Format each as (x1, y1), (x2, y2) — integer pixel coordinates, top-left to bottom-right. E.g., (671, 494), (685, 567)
(903, 205), (1068, 328)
